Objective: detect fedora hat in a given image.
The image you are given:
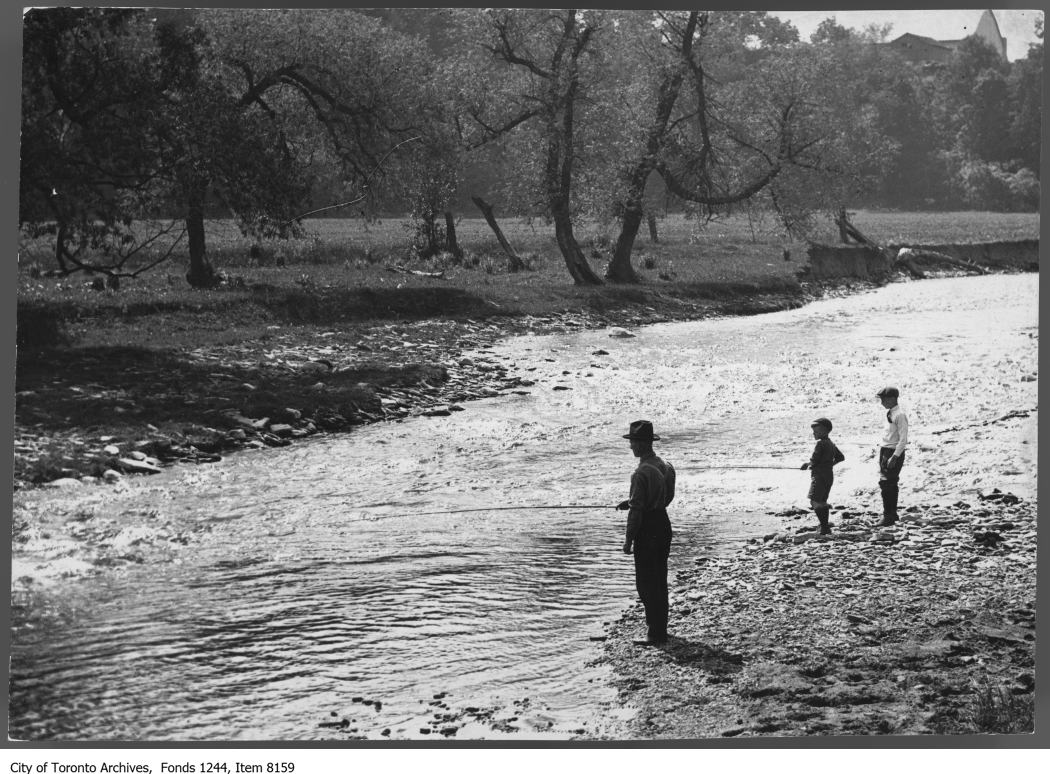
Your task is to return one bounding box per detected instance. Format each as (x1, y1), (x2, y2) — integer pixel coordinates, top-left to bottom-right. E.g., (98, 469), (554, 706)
(623, 420), (660, 442)
(877, 386), (899, 398)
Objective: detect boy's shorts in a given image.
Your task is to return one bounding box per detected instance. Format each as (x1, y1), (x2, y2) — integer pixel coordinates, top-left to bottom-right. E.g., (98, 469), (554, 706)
(808, 474), (833, 503)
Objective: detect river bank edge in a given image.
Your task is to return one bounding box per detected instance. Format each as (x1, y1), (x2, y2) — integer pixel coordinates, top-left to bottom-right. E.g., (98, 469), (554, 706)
(15, 274), (873, 491)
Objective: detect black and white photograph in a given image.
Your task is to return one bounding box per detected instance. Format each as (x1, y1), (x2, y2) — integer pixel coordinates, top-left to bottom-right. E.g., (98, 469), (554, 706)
(5, 2), (1046, 757)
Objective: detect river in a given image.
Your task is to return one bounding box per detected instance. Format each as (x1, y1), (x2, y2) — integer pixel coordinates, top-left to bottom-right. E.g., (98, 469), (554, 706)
(8, 273), (1038, 741)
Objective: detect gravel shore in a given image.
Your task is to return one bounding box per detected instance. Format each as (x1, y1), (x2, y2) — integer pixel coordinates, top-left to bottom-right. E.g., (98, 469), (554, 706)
(596, 491), (1037, 738)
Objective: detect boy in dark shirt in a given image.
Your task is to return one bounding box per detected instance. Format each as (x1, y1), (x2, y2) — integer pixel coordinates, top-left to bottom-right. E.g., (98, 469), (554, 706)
(800, 417), (845, 535)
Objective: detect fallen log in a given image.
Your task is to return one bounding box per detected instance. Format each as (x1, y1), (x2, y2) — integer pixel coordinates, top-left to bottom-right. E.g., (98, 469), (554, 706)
(833, 208), (988, 277)
(387, 266), (445, 279)
(471, 195), (527, 272)
(895, 247), (988, 276)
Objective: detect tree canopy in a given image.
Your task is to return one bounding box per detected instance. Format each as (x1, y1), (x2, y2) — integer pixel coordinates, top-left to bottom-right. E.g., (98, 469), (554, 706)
(19, 8), (1042, 286)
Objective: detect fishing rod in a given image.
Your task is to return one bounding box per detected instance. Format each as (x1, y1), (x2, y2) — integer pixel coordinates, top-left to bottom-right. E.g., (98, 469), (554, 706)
(344, 503), (615, 521)
(689, 465), (803, 470)
(409, 504), (614, 516)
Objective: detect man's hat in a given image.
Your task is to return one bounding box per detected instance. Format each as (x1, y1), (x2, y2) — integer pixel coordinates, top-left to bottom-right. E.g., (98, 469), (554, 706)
(877, 386), (900, 398)
(623, 420), (660, 442)
(811, 417), (833, 431)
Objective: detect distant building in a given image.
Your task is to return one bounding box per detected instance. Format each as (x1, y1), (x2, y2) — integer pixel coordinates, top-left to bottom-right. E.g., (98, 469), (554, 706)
(882, 10), (1007, 63)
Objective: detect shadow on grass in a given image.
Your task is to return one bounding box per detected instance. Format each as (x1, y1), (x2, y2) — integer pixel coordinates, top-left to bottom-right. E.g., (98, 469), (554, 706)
(249, 284), (510, 322)
(18, 285), (509, 337)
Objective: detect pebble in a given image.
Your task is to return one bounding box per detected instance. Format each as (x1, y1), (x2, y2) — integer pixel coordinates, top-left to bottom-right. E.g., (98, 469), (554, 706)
(117, 458), (161, 474)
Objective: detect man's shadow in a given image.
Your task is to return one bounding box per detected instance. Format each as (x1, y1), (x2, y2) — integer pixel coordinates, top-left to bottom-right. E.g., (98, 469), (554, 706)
(658, 637), (745, 677)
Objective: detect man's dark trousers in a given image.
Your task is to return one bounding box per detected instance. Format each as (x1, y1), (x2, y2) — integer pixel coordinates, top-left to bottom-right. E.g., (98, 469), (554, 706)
(879, 447), (906, 520)
(633, 511), (672, 642)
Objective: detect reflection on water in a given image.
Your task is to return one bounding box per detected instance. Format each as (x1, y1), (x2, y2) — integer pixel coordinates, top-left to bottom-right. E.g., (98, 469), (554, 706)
(9, 274), (1038, 741)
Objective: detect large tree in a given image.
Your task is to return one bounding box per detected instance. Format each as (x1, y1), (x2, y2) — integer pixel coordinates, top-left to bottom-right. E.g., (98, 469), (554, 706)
(458, 8), (607, 285)
(598, 11), (803, 281)
(20, 8), (434, 286)
(181, 8), (435, 284)
(1006, 22), (1043, 177)
(601, 11), (887, 280)
(19, 8), (316, 286)
(20, 9), (175, 277)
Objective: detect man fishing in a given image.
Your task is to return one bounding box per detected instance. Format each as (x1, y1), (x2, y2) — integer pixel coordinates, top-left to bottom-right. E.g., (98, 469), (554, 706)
(617, 420), (676, 647)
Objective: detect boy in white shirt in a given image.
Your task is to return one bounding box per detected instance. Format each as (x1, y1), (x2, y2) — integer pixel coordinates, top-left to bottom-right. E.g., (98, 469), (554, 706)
(877, 386), (909, 526)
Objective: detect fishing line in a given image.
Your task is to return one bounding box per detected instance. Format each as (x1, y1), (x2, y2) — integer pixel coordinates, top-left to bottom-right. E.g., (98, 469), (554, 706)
(407, 504), (614, 516)
(688, 465), (802, 470)
(347, 503), (615, 521)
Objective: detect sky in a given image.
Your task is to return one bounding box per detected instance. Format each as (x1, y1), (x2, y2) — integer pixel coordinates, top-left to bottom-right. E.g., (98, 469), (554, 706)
(768, 8), (1043, 60)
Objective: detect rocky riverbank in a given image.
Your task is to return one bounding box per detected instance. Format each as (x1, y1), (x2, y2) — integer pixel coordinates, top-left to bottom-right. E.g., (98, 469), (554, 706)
(14, 282), (822, 490)
(597, 490), (1038, 738)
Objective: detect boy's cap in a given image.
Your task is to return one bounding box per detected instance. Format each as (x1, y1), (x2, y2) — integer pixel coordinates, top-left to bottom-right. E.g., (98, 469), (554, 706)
(877, 386), (900, 398)
(811, 417), (833, 430)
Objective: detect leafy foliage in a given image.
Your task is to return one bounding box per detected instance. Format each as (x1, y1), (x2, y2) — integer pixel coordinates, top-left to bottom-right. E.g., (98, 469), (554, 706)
(19, 8), (1042, 288)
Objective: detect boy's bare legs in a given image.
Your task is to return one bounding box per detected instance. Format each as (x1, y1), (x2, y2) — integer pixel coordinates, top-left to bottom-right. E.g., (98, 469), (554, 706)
(810, 498), (832, 535)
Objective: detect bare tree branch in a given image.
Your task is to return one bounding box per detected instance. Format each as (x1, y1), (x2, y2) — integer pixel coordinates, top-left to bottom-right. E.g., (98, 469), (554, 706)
(280, 134), (422, 225)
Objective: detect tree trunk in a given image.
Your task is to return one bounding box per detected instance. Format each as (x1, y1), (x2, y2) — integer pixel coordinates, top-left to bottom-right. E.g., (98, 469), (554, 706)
(834, 208), (881, 251)
(647, 212), (659, 243)
(553, 206), (602, 285)
(606, 14), (698, 284)
(471, 196), (525, 272)
(444, 211), (463, 261)
(185, 186), (218, 288)
(836, 207), (853, 244)
(544, 11), (602, 286)
(54, 221), (71, 274)
(606, 205), (642, 283)
(895, 247), (987, 276)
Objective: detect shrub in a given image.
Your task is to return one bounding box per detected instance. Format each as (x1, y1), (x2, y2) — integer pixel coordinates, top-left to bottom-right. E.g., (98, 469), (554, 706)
(967, 678), (1034, 734)
(952, 158), (1040, 212)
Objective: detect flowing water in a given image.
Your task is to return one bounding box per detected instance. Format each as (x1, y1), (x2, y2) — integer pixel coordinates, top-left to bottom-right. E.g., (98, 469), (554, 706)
(8, 273), (1038, 741)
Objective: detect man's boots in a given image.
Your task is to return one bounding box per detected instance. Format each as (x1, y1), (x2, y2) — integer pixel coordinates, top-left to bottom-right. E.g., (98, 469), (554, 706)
(816, 506), (832, 535)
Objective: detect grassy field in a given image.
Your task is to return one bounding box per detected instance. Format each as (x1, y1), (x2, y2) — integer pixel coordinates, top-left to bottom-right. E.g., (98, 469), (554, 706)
(17, 209), (1041, 352)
